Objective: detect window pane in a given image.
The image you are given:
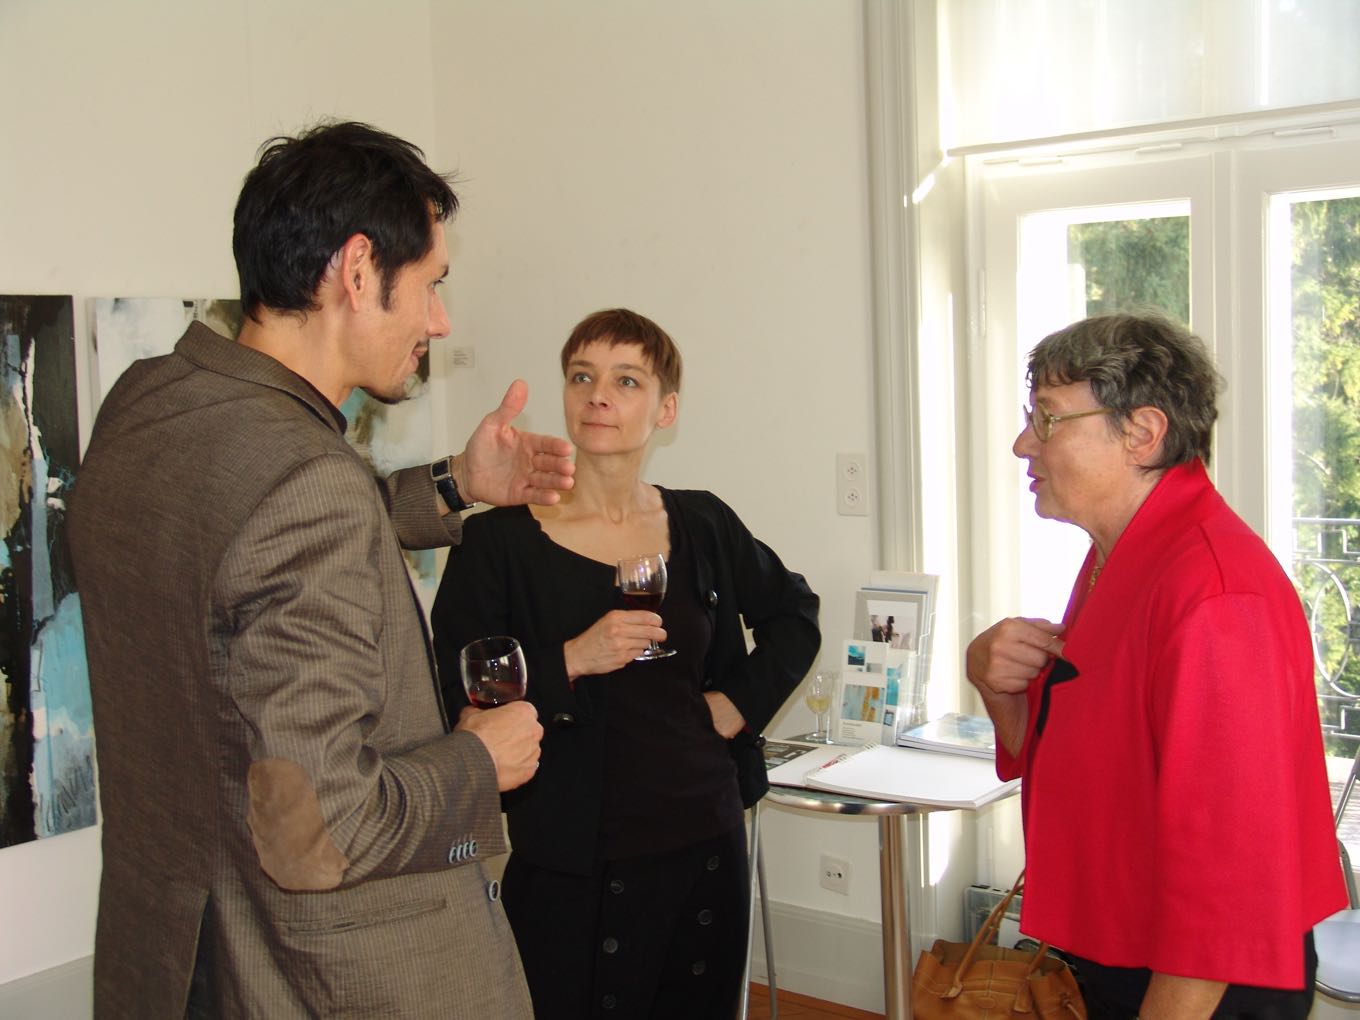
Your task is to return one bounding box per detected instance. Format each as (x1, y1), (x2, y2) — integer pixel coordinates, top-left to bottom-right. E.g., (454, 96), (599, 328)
(1288, 194), (1360, 754)
(1069, 218), (1190, 322)
(1015, 208), (1190, 619)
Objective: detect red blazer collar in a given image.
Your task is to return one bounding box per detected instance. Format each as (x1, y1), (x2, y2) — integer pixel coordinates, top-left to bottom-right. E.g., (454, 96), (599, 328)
(1061, 459), (1221, 658)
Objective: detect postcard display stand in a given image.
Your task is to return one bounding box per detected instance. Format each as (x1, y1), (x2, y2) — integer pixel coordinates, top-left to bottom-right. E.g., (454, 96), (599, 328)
(833, 573), (938, 746)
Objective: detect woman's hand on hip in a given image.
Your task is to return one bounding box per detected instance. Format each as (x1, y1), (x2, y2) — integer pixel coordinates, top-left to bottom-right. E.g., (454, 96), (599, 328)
(703, 691), (746, 739)
(563, 610), (666, 680)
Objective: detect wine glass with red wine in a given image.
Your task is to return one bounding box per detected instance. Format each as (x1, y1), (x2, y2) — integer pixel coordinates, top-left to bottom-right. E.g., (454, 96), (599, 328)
(460, 636), (528, 707)
(616, 553), (677, 660)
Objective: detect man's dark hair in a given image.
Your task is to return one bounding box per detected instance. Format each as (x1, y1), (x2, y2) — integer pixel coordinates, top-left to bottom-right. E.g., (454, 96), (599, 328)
(232, 121), (458, 320)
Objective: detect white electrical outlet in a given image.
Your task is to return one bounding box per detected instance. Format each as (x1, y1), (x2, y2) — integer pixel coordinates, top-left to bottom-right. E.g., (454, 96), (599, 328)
(836, 453), (868, 517)
(819, 854), (850, 894)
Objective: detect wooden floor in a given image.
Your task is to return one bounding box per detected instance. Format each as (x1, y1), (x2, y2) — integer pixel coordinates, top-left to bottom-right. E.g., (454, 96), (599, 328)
(745, 983), (883, 1019)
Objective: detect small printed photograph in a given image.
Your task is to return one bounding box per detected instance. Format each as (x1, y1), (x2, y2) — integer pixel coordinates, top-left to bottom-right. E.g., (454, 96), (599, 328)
(842, 638), (887, 675)
(840, 680), (884, 723)
(866, 605), (917, 650)
(854, 582), (935, 654)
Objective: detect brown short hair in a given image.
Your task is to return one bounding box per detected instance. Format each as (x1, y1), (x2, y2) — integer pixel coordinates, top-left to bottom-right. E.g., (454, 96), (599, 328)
(559, 308), (682, 395)
(1027, 311), (1221, 469)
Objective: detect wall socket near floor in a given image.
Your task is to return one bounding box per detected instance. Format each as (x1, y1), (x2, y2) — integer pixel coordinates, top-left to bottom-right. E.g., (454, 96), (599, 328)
(819, 854), (850, 894)
(836, 452), (868, 517)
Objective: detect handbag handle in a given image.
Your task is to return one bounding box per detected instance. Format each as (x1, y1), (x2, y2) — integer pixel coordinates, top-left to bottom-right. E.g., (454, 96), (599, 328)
(946, 870), (1053, 1001)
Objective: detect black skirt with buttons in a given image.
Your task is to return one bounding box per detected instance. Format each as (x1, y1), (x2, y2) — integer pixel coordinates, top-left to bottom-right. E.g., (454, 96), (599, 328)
(501, 825), (749, 1020)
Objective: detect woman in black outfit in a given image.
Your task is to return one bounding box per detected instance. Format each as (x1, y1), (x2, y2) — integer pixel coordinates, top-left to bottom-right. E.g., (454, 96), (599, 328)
(431, 308), (819, 1019)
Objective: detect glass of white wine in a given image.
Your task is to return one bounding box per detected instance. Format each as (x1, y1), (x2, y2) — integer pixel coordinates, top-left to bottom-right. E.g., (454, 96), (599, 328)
(804, 670), (836, 744)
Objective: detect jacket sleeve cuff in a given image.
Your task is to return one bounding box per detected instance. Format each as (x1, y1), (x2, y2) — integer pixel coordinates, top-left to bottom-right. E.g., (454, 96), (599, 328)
(385, 464), (464, 550)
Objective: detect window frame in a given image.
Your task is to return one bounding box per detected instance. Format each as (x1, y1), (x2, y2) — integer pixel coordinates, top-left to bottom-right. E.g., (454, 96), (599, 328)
(960, 122), (1360, 756)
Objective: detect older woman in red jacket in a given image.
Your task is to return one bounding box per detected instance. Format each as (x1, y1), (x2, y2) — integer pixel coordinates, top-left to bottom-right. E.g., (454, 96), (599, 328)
(967, 313), (1346, 1019)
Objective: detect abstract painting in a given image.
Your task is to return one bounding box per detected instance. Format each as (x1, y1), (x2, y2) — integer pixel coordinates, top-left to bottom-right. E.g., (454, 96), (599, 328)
(339, 365), (438, 597)
(92, 298), (437, 595)
(0, 295), (96, 848)
(91, 297), (242, 399)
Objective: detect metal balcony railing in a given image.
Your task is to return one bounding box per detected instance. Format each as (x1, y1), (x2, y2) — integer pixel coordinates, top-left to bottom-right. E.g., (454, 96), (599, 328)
(1293, 517), (1360, 750)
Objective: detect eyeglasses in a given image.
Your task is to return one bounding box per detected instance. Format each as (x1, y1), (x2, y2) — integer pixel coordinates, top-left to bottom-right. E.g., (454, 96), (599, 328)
(1023, 403), (1114, 442)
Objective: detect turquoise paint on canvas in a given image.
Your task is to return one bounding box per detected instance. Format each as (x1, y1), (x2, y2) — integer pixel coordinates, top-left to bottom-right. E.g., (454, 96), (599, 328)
(0, 296), (96, 848)
(31, 593), (96, 836)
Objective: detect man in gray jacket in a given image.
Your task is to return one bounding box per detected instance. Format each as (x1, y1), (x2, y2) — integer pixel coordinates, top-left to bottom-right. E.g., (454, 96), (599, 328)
(69, 121), (572, 1018)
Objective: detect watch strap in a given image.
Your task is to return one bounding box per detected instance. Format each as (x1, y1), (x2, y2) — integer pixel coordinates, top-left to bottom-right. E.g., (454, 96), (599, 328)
(431, 457), (473, 512)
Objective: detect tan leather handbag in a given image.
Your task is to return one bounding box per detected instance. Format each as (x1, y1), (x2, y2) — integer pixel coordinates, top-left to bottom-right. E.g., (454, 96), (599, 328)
(912, 872), (1085, 1019)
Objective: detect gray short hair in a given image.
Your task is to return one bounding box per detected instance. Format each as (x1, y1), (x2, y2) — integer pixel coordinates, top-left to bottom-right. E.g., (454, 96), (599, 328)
(1027, 312), (1222, 469)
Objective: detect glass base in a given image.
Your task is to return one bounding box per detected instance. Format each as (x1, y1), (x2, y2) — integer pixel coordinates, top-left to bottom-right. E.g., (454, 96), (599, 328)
(633, 645), (677, 661)
(790, 729), (838, 745)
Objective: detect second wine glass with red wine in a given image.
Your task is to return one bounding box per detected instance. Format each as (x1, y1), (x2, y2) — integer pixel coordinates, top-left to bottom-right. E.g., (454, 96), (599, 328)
(616, 553), (677, 660)
(460, 635), (528, 707)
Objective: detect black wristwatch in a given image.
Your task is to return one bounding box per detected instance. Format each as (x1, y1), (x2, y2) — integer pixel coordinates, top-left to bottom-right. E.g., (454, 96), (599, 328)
(431, 457), (473, 512)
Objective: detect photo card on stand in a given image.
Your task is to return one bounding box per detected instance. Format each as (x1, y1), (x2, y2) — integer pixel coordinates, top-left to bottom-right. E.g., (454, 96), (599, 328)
(835, 638), (887, 744)
(853, 574), (938, 739)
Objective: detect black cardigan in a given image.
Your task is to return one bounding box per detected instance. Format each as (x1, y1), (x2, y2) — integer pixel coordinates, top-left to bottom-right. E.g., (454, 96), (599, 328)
(431, 488), (821, 875)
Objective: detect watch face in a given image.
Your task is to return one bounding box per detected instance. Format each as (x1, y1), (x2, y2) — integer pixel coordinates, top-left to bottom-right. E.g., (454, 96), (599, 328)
(431, 458), (452, 482)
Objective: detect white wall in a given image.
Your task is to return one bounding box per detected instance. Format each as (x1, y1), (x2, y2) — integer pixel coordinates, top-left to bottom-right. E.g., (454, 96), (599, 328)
(0, 0), (884, 1005)
(0, 0), (443, 990)
(427, 0), (885, 958)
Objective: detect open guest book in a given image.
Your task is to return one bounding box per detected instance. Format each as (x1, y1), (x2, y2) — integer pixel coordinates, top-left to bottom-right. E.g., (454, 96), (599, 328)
(766, 742), (1020, 810)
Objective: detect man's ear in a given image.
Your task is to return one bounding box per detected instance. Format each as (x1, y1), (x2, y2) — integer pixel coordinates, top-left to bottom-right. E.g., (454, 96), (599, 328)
(1125, 405), (1169, 467)
(335, 234), (374, 311)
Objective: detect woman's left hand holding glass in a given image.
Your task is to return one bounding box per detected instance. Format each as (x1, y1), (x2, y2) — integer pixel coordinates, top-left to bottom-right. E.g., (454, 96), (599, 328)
(562, 610), (667, 682)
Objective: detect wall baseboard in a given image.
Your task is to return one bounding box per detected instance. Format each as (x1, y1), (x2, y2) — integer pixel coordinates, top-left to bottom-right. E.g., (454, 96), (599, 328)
(0, 903), (885, 1019)
(750, 899), (885, 1014)
(0, 955), (91, 1018)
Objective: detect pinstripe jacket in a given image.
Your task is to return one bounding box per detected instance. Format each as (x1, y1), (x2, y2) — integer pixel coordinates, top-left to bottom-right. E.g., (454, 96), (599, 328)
(69, 323), (531, 1018)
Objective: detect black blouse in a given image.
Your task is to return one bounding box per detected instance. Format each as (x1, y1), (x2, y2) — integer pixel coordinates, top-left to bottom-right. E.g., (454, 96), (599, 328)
(431, 487), (820, 876)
